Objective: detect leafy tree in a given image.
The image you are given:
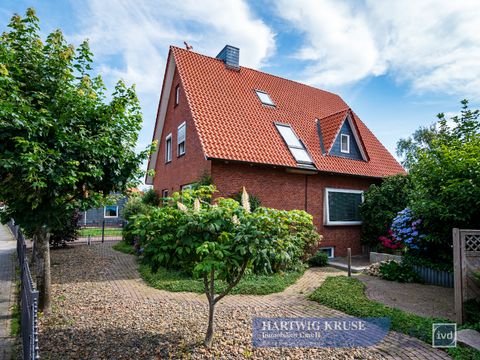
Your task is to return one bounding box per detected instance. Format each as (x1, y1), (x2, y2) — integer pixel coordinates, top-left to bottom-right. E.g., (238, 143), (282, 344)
(0, 9), (149, 311)
(359, 175), (411, 248)
(397, 100), (480, 259)
(132, 186), (320, 347)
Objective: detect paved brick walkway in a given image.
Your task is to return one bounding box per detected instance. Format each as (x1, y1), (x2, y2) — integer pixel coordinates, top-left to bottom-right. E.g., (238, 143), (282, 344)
(40, 240), (451, 359)
(358, 274), (455, 321)
(0, 225), (16, 360)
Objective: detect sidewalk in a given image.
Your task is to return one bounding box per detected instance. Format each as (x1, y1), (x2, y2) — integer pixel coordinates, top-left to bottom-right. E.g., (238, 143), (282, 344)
(0, 224), (16, 360)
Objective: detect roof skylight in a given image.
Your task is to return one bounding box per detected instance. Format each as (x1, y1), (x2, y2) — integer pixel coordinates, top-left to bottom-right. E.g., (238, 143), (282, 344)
(275, 123), (313, 164)
(255, 90), (275, 106)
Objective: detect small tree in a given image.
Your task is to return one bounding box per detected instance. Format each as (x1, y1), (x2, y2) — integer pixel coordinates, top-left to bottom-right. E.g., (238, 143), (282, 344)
(0, 9), (149, 311)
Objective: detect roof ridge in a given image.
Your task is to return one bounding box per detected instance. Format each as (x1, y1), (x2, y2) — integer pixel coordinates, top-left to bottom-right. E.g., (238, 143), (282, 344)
(170, 45), (344, 101)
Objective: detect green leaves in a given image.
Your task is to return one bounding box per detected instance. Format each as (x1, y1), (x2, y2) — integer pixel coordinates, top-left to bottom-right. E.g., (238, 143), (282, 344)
(0, 8), (148, 235)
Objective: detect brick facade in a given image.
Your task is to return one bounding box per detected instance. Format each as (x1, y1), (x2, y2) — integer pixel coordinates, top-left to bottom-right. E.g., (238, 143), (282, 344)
(152, 68), (210, 194)
(211, 161), (379, 256)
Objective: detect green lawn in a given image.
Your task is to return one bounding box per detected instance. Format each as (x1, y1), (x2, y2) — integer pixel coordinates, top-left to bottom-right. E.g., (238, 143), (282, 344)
(78, 227), (122, 237)
(112, 240), (304, 295)
(309, 276), (480, 360)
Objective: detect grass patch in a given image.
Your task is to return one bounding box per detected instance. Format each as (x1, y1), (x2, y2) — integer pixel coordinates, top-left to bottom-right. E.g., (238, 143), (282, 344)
(10, 303), (20, 337)
(78, 227), (122, 237)
(310, 276), (480, 359)
(139, 264), (305, 295)
(112, 240), (135, 254)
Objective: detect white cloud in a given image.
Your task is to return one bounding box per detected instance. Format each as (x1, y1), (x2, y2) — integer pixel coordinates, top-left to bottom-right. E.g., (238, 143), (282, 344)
(70, 0), (275, 94)
(274, 0), (480, 97)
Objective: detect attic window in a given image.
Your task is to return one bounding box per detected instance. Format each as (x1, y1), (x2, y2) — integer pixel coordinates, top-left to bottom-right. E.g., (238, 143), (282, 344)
(275, 123), (313, 164)
(255, 90), (275, 106)
(341, 134), (350, 153)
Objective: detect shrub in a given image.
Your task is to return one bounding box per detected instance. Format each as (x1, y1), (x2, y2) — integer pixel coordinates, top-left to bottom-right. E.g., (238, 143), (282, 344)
(390, 208), (426, 250)
(141, 188), (161, 206)
(122, 196), (150, 245)
(49, 210), (81, 247)
(378, 260), (422, 283)
(307, 251), (329, 267)
(359, 175), (411, 249)
(131, 185), (321, 274)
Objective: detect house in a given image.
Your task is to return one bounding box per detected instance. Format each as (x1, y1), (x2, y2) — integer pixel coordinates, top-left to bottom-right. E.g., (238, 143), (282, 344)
(79, 196), (127, 227)
(146, 45), (405, 257)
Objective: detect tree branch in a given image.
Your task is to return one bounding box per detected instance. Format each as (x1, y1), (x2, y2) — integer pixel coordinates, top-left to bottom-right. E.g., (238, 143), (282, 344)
(214, 260), (248, 304)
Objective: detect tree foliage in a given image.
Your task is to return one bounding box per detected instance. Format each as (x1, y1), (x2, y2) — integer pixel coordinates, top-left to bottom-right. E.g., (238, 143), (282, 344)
(0, 9), (149, 310)
(397, 100), (480, 259)
(359, 175), (411, 248)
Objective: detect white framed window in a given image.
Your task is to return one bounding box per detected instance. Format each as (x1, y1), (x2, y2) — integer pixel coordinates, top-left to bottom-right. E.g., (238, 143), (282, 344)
(162, 189), (169, 198)
(255, 90), (275, 106)
(324, 188), (363, 226)
(165, 133), (172, 163)
(104, 205), (118, 218)
(181, 183), (194, 191)
(319, 247), (335, 259)
(341, 134), (350, 153)
(177, 122), (186, 156)
(175, 85), (180, 106)
(275, 123), (313, 164)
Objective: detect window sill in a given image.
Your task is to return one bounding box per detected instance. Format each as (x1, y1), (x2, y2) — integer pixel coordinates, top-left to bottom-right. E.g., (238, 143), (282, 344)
(177, 153), (185, 158)
(165, 160), (172, 164)
(324, 221), (362, 226)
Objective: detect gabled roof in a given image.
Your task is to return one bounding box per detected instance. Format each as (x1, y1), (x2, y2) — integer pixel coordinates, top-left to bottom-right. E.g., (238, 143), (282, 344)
(148, 46), (405, 180)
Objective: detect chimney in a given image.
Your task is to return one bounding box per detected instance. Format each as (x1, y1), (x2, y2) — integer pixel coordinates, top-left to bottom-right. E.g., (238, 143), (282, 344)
(216, 45), (240, 70)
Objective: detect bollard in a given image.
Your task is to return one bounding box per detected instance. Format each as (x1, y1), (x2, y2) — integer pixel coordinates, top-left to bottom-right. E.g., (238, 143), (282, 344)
(347, 248), (352, 277)
(101, 220), (105, 243)
(87, 235), (91, 245)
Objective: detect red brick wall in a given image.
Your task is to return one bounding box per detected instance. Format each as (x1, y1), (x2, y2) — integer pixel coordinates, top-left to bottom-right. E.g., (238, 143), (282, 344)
(211, 160), (379, 256)
(152, 69), (211, 193)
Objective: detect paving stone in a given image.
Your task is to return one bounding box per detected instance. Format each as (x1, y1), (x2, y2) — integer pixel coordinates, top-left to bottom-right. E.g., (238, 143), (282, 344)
(38, 240), (452, 359)
(457, 329), (480, 351)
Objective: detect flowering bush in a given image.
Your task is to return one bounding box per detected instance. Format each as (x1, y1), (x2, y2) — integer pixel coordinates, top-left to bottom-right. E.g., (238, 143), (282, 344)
(378, 208), (427, 252)
(390, 208), (426, 250)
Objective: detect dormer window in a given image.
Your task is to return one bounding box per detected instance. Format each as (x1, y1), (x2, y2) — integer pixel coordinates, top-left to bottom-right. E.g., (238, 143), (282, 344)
(341, 134), (350, 153)
(275, 123), (313, 164)
(255, 90), (275, 106)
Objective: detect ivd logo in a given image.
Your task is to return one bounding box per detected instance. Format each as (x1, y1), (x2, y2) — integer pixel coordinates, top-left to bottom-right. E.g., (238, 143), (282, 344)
(432, 323), (456, 348)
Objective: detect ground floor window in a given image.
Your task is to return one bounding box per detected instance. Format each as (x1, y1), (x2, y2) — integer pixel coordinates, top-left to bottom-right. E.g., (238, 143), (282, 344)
(181, 183), (194, 191)
(324, 188), (363, 225)
(162, 189), (169, 198)
(319, 247), (335, 258)
(104, 205), (118, 218)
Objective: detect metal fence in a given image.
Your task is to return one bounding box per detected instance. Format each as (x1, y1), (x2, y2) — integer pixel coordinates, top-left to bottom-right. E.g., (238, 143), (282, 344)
(7, 220), (40, 360)
(78, 219), (124, 244)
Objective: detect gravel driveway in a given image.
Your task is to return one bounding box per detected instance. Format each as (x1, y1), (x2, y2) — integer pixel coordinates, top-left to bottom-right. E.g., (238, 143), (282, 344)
(39, 241), (451, 359)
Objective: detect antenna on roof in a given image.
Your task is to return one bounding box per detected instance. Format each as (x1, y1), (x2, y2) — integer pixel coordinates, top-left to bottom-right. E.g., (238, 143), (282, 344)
(184, 41), (193, 51)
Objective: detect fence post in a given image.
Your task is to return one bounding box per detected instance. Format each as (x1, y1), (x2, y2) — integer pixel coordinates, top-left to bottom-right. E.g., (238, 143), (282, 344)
(347, 248), (352, 277)
(101, 220), (105, 243)
(453, 228), (463, 324)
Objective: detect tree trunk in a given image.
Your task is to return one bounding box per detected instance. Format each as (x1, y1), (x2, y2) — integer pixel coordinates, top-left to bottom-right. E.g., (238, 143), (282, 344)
(34, 226), (51, 313)
(204, 298), (215, 347)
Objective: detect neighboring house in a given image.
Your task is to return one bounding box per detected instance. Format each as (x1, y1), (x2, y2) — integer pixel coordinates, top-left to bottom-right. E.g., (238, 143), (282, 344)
(146, 45), (405, 257)
(80, 196), (127, 227)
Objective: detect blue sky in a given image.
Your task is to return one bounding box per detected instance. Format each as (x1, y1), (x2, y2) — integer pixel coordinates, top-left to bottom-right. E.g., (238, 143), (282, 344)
(2, 0), (479, 168)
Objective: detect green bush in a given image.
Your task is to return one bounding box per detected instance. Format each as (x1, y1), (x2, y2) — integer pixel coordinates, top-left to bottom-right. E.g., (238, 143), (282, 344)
(141, 188), (161, 206)
(307, 251), (329, 267)
(378, 260), (422, 283)
(121, 196), (150, 245)
(359, 175), (411, 249)
(131, 185), (321, 274)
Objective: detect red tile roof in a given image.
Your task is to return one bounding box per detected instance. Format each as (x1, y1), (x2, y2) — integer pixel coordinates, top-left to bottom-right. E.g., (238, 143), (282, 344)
(171, 46), (405, 178)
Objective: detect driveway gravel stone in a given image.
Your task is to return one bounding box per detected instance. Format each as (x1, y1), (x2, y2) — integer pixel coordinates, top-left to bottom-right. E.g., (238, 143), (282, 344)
(39, 241), (451, 359)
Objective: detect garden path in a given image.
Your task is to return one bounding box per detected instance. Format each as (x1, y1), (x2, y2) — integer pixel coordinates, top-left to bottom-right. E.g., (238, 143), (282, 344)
(39, 240), (452, 359)
(358, 274), (455, 321)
